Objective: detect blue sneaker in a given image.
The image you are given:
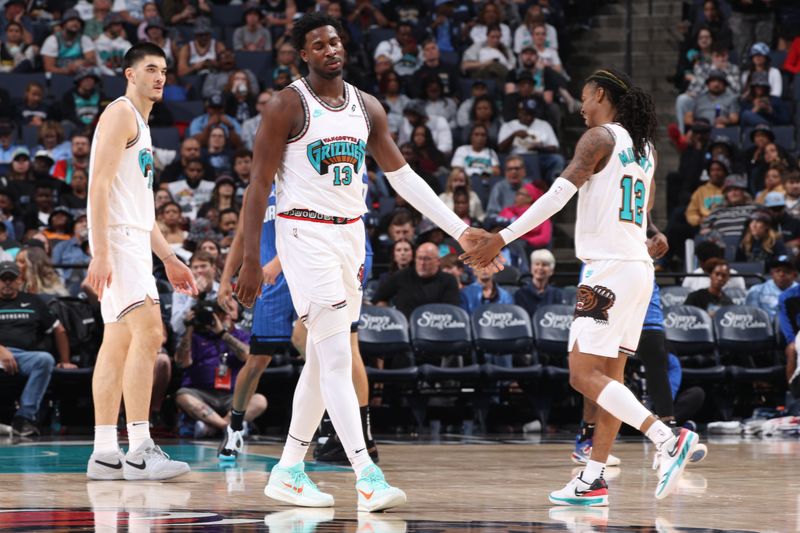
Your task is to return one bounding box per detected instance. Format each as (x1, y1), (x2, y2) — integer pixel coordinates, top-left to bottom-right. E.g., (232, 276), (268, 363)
(264, 463), (334, 508)
(654, 428), (699, 499)
(571, 437), (621, 467)
(356, 465), (406, 512)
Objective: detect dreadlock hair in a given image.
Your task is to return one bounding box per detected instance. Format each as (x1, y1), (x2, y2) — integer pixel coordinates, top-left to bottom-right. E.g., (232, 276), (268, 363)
(290, 12), (345, 53)
(585, 68), (657, 162)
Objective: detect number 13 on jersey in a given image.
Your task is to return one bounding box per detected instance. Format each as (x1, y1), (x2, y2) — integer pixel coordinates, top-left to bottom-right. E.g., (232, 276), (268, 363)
(619, 174), (645, 226)
(333, 165), (353, 186)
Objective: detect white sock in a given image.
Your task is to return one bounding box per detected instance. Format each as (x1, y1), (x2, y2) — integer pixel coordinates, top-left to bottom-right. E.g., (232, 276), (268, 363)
(278, 338), (325, 468)
(645, 420), (676, 449)
(93, 425), (118, 454)
(315, 328), (372, 476)
(596, 380), (652, 431)
(126, 421), (150, 452)
(582, 459), (605, 482)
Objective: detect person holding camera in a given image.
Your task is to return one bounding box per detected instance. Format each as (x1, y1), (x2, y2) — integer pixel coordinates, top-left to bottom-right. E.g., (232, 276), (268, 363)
(171, 250), (219, 339)
(174, 299), (266, 437)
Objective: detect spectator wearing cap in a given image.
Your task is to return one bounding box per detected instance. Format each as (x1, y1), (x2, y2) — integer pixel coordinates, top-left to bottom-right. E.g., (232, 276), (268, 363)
(676, 44), (740, 134)
(0, 260), (73, 437)
(736, 209), (787, 264)
(398, 100), (452, 155)
(41, 9), (97, 75)
(741, 42), (782, 98)
(498, 98), (563, 183)
(684, 69), (739, 130)
(167, 158), (215, 220)
(423, 0), (462, 55)
(177, 17), (225, 77)
(701, 174), (758, 243)
(762, 191), (800, 251)
(61, 70), (106, 127)
(487, 155), (527, 217)
(0, 122), (21, 164)
(2, 148), (34, 210)
(680, 153), (728, 228)
(415, 39), (461, 100)
(94, 12), (132, 76)
(747, 256), (798, 320)
(160, 137), (216, 184)
(373, 21), (422, 78)
(504, 47), (567, 130)
(372, 242), (460, 318)
(142, 17), (177, 69)
(499, 181), (551, 251)
(0, 20), (36, 73)
(188, 93), (242, 141)
(739, 71), (790, 127)
(52, 131), (91, 186)
(233, 3), (271, 52)
(513, 248), (563, 319)
(15, 82), (55, 127)
(755, 164), (786, 204)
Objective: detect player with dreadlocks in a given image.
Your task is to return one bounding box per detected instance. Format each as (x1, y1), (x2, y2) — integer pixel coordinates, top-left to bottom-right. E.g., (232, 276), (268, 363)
(462, 68), (703, 505)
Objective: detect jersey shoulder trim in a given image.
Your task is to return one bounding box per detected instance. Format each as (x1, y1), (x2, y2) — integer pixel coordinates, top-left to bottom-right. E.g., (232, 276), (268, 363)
(286, 85), (309, 144)
(354, 87), (371, 134)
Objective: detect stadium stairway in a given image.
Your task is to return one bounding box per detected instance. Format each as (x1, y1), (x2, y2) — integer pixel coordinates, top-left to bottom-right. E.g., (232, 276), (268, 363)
(551, 0), (683, 271)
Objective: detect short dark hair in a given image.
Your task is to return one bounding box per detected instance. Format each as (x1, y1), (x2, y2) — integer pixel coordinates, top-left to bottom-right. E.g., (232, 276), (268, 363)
(703, 257), (729, 275)
(158, 200), (181, 215)
(452, 186), (469, 201)
(123, 42), (167, 71)
(190, 249), (215, 266)
(695, 240), (724, 263)
(219, 207), (239, 219)
(234, 148), (252, 161)
(291, 12), (344, 52)
(389, 210), (414, 227)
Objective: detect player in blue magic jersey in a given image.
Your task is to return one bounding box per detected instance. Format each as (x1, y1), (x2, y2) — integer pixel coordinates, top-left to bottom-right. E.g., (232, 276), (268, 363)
(217, 184), (296, 460)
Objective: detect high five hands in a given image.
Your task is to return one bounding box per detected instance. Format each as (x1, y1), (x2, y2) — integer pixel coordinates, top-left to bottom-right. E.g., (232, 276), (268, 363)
(458, 227), (505, 272)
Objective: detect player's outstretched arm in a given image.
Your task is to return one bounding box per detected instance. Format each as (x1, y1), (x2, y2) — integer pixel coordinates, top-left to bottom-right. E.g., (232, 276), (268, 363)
(86, 104), (136, 301)
(236, 89), (300, 308)
(461, 126), (615, 268)
(360, 91), (501, 270)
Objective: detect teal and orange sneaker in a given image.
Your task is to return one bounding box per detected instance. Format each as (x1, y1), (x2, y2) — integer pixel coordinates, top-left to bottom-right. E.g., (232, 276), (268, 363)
(548, 474), (609, 507)
(264, 463), (334, 508)
(654, 428), (699, 500)
(355, 465), (406, 512)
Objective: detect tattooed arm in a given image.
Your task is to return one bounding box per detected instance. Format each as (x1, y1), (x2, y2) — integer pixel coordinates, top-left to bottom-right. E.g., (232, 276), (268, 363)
(461, 127), (615, 268)
(222, 330), (250, 362)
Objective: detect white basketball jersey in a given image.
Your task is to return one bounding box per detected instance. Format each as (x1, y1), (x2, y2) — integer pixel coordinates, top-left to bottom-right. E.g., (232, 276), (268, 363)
(87, 96), (155, 232)
(276, 78), (370, 218)
(574, 123), (654, 262)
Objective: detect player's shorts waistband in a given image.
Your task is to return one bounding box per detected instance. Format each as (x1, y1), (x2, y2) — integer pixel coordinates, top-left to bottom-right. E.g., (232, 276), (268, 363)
(278, 209), (361, 225)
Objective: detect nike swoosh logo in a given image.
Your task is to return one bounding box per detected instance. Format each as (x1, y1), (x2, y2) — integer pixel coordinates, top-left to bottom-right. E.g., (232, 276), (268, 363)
(355, 448), (366, 454)
(282, 482), (303, 494)
(126, 460), (146, 470)
(20, 303), (30, 308)
(357, 489), (374, 500)
(95, 459), (122, 469)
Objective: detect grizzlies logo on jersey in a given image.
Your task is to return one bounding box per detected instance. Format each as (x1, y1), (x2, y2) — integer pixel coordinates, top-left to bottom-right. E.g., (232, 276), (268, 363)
(306, 136), (367, 177)
(138, 147), (154, 190)
(575, 285), (616, 324)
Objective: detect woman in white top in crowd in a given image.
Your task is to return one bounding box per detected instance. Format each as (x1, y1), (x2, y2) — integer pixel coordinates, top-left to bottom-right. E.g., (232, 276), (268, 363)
(741, 42), (782, 99)
(451, 124), (501, 178)
(438, 167), (486, 222)
(514, 5), (558, 55)
(470, 1), (511, 48)
(478, 25), (515, 71)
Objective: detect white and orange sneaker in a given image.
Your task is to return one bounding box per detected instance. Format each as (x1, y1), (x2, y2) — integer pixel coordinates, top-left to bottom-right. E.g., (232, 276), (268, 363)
(355, 465), (406, 512)
(264, 463), (334, 508)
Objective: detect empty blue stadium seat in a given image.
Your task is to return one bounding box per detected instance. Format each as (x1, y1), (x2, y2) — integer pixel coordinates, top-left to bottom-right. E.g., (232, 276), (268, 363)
(235, 51), (273, 82)
(358, 305), (412, 358)
(101, 75), (126, 99)
(471, 303), (533, 354)
(410, 303), (473, 359)
(49, 74), (74, 100)
(660, 285), (691, 307)
(723, 286), (747, 306)
(151, 127), (182, 151)
(211, 4), (243, 27)
(169, 100), (205, 123)
(663, 305), (722, 376)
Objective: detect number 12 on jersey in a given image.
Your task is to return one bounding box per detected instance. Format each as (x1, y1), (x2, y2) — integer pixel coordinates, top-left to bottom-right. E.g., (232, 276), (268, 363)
(619, 175), (645, 226)
(333, 166), (353, 186)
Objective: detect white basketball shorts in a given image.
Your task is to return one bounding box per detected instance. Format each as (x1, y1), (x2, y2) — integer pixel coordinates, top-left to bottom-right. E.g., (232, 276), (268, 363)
(568, 259), (654, 358)
(275, 216), (365, 341)
(92, 225), (159, 324)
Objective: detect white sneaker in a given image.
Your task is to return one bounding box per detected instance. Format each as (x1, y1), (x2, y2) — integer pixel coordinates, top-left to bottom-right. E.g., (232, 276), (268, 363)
(123, 439), (190, 481)
(355, 464), (407, 513)
(654, 428), (699, 500)
(218, 425), (245, 461)
(548, 474), (609, 507)
(264, 508), (335, 532)
(87, 449), (125, 480)
(264, 462), (334, 507)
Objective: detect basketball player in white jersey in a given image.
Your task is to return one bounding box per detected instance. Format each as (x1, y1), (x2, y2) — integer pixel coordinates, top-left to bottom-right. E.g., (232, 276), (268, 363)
(463, 68), (703, 505)
(234, 13), (496, 512)
(85, 43), (197, 481)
